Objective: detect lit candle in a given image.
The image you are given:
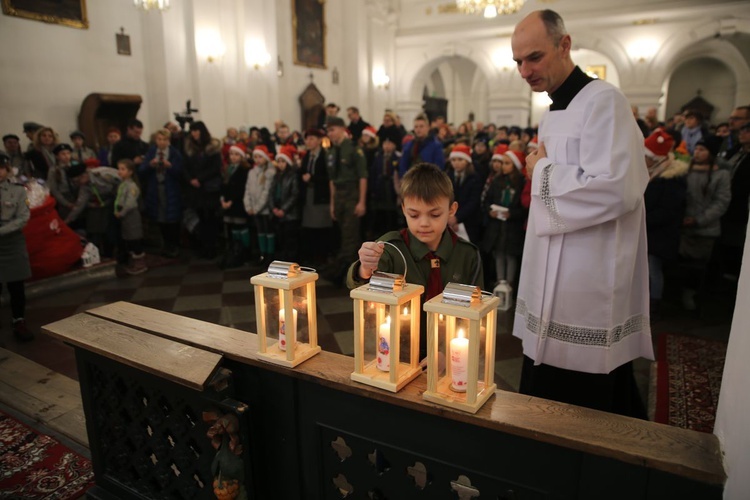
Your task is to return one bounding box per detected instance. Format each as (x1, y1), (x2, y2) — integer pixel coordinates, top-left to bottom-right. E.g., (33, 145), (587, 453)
(450, 328), (469, 392)
(278, 308), (297, 351)
(377, 316), (391, 372)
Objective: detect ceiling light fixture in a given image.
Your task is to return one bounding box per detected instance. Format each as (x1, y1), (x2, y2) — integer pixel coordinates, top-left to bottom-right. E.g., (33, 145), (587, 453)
(134, 0), (170, 12)
(456, 0), (525, 18)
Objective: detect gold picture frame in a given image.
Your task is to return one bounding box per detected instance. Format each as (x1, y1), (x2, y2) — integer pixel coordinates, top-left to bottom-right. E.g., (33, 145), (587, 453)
(585, 65), (606, 81)
(292, 0), (326, 69)
(2, 0), (88, 30)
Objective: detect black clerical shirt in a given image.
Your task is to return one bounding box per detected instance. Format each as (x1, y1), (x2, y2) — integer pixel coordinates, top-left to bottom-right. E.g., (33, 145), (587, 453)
(549, 66), (595, 111)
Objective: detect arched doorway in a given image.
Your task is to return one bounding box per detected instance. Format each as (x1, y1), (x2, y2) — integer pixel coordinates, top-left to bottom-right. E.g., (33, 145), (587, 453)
(410, 55), (489, 126)
(665, 57), (736, 123)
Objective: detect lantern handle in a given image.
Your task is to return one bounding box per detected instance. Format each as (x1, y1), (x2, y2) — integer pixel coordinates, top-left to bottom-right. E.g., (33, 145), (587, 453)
(300, 266), (317, 273)
(480, 290), (494, 299)
(374, 240), (408, 283)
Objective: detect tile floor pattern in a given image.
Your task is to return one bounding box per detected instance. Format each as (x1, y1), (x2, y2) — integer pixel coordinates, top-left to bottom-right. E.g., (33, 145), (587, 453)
(0, 256), (736, 405)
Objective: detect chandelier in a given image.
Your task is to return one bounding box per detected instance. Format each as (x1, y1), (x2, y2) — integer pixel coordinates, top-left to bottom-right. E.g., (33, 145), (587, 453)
(134, 0), (170, 12)
(456, 0), (525, 18)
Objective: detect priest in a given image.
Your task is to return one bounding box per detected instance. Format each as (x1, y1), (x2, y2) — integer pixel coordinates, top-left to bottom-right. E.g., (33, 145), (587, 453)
(511, 9), (653, 418)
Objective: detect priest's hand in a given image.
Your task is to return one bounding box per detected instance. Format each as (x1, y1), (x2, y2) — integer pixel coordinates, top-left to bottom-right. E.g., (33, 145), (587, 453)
(358, 241), (384, 279)
(526, 142), (546, 178)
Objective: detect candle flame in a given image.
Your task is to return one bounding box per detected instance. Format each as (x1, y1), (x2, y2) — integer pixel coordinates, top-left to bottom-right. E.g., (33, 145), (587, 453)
(439, 314), (444, 321)
(385, 316), (391, 325)
(457, 328), (466, 339)
(403, 306), (408, 315)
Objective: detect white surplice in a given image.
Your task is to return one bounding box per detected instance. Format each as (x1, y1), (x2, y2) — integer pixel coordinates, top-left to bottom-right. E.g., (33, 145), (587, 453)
(513, 80), (654, 374)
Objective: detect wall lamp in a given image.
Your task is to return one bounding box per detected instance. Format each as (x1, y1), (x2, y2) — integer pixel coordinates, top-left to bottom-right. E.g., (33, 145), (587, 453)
(245, 39), (271, 70)
(373, 69), (391, 90)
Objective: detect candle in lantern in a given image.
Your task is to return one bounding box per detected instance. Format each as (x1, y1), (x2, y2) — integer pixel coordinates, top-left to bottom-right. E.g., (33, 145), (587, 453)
(278, 308), (298, 351)
(450, 328), (469, 392)
(377, 316), (391, 372)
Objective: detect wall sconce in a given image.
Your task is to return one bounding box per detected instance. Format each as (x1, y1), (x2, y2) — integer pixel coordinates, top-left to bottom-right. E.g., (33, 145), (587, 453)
(196, 29), (225, 63)
(277, 56), (284, 77)
(492, 47), (515, 72)
(245, 38), (271, 70)
(373, 69), (390, 90)
(627, 38), (658, 63)
(332, 67), (340, 85)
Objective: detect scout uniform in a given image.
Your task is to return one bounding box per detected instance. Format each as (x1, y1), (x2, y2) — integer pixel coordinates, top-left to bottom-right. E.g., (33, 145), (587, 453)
(326, 134), (367, 264)
(0, 155), (33, 340)
(346, 228), (483, 356)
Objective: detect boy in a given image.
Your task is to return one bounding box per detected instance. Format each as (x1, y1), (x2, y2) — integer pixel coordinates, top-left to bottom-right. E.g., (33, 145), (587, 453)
(348, 161), (483, 290)
(347, 163), (483, 355)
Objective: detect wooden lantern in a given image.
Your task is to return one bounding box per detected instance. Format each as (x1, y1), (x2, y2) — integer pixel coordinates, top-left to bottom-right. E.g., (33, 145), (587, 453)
(250, 261), (321, 368)
(423, 283), (500, 413)
(350, 271), (425, 392)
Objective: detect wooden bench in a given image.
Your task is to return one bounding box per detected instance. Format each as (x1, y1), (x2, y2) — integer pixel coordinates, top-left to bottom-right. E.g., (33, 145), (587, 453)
(43, 301), (726, 499)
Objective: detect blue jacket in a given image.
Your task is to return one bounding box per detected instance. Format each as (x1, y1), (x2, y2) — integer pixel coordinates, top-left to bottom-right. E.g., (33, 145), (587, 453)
(138, 145), (184, 223)
(398, 137), (445, 177)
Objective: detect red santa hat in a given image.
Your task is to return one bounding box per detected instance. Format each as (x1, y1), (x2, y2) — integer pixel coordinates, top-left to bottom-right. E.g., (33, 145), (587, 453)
(491, 143), (509, 161)
(252, 144), (274, 162)
(229, 144), (247, 159)
(527, 135), (539, 149)
(505, 149), (526, 171)
(644, 128), (675, 158)
(449, 144), (472, 163)
(276, 145), (297, 166)
(362, 125), (377, 139)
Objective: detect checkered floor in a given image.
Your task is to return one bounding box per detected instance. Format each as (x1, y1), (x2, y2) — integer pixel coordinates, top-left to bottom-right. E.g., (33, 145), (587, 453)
(0, 256), (524, 391)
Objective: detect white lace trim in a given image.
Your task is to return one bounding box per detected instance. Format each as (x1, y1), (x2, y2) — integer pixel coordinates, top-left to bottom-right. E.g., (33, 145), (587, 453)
(516, 298), (646, 347)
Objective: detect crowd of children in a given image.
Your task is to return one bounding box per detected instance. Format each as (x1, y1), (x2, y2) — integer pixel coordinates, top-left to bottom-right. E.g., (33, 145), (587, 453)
(2, 104), (747, 307)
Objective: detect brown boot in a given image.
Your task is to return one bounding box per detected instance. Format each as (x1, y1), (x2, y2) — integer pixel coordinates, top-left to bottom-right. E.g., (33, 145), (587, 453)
(125, 252), (149, 275)
(13, 319), (34, 342)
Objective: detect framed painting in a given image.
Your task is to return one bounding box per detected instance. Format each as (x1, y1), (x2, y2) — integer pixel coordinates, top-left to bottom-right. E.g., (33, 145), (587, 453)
(585, 65), (606, 81)
(292, 0), (326, 69)
(2, 0), (88, 29)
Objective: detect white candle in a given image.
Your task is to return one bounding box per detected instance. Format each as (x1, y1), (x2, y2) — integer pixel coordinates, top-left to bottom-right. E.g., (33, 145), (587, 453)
(278, 308), (297, 351)
(376, 317), (391, 372)
(450, 328), (469, 392)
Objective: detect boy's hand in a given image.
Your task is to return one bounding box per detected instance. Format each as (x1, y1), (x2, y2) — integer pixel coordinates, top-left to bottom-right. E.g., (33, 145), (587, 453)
(358, 242), (384, 279)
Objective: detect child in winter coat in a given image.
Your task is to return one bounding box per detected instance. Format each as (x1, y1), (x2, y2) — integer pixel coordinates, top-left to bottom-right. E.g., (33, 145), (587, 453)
(481, 151), (527, 289)
(220, 144), (252, 268)
(267, 145), (301, 261)
(244, 145), (276, 264)
(115, 159), (147, 275)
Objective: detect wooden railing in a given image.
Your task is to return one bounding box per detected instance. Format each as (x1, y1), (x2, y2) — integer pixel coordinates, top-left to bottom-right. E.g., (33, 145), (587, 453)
(44, 301), (726, 499)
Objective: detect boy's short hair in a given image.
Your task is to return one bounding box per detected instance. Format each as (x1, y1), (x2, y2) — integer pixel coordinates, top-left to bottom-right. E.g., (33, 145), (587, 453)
(399, 163), (454, 204)
(154, 128), (171, 139)
(414, 113), (429, 124)
(117, 158), (136, 172)
(127, 118), (144, 129)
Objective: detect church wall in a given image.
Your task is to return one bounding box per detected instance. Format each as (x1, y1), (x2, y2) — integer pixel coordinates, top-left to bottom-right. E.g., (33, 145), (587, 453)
(665, 58), (736, 124)
(0, 1), (150, 147)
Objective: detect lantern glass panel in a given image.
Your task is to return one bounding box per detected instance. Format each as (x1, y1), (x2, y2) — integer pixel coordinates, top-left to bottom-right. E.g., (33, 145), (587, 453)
(262, 285), (310, 350)
(294, 286), (311, 345)
(360, 302), (414, 371)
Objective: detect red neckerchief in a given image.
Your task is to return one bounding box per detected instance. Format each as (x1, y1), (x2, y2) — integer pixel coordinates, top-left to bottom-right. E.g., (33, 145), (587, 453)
(399, 228), (457, 300)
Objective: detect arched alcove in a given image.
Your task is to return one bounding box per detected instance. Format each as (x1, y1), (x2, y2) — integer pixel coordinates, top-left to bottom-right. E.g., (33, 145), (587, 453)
(409, 55), (490, 124)
(665, 58), (736, 122)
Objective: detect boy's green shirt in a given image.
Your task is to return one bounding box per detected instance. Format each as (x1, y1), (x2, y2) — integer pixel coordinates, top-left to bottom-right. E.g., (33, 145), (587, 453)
(346, 228), (484, 291)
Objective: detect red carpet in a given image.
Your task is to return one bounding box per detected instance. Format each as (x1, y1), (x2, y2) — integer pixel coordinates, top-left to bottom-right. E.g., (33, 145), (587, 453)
(0, 410), (94, 499)
(655, 333), (728, 433)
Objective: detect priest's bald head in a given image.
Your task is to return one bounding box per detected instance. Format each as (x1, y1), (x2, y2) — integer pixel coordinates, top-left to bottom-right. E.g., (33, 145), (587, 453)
(511, 10), (575, 95)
